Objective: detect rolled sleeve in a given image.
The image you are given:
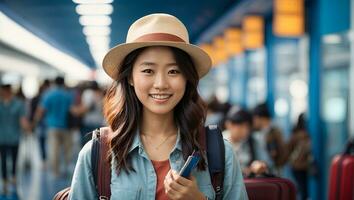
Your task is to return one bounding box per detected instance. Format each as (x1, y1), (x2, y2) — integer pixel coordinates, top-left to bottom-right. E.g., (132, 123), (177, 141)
(223, 139), (248, 200)
(69, 140), (98, 200)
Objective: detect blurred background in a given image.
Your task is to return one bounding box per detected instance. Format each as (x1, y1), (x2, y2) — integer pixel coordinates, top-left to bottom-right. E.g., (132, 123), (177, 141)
(0, 0), (353, 200)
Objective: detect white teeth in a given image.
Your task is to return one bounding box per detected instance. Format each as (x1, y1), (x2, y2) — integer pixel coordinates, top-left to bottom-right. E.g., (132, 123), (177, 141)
(150, 94), (171, 99)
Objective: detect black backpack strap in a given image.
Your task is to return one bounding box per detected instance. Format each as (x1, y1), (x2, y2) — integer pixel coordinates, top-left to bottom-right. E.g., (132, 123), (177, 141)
(91, 128), (111, 200)
(205, 125), (225, 200)
(91, 129), (100, 187)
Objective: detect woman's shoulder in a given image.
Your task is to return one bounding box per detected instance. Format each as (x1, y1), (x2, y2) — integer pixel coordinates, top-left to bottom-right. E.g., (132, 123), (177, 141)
(77, 140), (94, 168)
(223, 138), (237, 160)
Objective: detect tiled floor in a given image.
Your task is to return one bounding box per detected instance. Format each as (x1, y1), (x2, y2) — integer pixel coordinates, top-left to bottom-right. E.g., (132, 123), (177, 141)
(1, 134), (81, 200)
(0, 164), (74, 200)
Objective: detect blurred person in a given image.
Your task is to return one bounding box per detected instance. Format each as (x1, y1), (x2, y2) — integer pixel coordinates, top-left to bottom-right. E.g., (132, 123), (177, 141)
(0, 83), (30, 197)
(252, 103), (287, 176)
(28, 79), (51, 166)
(15, 85), (25, 100)
(69, 13), (247, 199)
(205, 96), (224, 126)
(287, 113), (312, 200)
(33, 76), (74, 178)
(223, 107), (271, 176)
(79, 81), (105, 146)
(67, 83), (84, 133)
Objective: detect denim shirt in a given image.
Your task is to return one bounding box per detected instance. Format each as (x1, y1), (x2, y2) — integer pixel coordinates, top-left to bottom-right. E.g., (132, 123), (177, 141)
(69, 130), (248, 200)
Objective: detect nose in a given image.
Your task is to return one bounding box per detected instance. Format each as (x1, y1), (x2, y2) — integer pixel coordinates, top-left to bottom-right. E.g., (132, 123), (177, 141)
(153, 72), (169, 91)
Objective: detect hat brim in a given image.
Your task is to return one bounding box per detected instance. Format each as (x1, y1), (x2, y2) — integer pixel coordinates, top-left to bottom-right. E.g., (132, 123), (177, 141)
(102, 41), (212, 80)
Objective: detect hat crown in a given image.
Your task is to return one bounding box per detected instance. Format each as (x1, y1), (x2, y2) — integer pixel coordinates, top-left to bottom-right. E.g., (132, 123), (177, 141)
(126, 13), (189, 43)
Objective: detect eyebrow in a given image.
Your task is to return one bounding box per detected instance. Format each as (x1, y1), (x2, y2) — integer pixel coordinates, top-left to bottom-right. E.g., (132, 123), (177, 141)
(139, 62), (178, 67)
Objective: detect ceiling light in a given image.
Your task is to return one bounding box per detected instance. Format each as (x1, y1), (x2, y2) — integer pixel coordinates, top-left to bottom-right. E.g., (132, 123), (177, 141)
(89, 46), (109, 54)
(76, 4), (113, 15)
(79, 15), (111, 26)
(86, 36), (110, 46)
(73, 0), (113, 4)
(83, 26), (111, 36)
(0, 12), (91, 80)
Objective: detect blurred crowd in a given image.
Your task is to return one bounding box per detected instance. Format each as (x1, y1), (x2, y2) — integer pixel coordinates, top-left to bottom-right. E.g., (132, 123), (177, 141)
(0, 76), (106, 198)
(206, 98), (314, 200)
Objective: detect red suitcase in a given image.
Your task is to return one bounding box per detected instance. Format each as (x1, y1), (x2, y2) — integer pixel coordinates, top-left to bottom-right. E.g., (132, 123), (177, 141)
(245, 177), (296, 200)
(328, 138), (354, 200)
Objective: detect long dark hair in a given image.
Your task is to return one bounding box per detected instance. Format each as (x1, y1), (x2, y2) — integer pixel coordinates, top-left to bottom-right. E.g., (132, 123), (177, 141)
(103, 46), (207, 174)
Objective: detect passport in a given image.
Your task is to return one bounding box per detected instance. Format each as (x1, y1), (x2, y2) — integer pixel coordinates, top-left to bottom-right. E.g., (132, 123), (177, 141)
(179, 150), (200, 178)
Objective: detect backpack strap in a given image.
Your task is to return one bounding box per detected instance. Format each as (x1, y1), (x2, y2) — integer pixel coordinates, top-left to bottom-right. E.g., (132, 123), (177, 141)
(91, 128), (111, 200)
(91, 126), (225, 200)
(205, 125), (225, 200)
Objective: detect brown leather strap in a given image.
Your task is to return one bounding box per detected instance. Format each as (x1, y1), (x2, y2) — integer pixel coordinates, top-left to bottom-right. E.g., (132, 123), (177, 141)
(97, 127), (111, 199)
(198, 126), (206, 151)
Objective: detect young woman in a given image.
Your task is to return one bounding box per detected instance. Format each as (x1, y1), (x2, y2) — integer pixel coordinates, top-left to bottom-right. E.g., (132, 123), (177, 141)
(69, 13), (247, 200)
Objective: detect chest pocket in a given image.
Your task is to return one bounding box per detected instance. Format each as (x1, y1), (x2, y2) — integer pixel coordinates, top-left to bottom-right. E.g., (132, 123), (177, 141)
(110, 187), (142, 200)
(110, 166), (144, 200)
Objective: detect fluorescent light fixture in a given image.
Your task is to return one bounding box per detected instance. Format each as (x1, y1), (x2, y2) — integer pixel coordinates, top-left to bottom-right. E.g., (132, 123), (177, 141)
(86, 36), (110, 46)
(90, 47), (109, 54)
(0, 12), (91, 80)
(73, 0), (113, 4)
(323, 34), (341, 44)
(79, 15), (112, 26)
(90, 48), (109, 55)
(83, 26), (111, 36)
(90, 47), (109, 55)
(76, 4), (113, 15)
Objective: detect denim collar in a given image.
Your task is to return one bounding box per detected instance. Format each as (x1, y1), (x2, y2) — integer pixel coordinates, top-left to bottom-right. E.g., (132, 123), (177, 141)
(128, 127), (182, 154)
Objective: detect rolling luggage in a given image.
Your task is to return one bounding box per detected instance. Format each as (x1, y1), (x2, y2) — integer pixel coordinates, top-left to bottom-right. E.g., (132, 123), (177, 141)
(245, 174), (296, 200)
(328, 138), (354, 200)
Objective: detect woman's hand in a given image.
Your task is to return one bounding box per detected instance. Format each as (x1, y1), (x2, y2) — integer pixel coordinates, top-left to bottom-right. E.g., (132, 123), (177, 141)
(164, 170), (206, 200)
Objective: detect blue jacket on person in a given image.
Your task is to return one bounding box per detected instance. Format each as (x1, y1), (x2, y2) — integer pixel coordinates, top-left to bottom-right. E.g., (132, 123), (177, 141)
(40, 86), (73, 129)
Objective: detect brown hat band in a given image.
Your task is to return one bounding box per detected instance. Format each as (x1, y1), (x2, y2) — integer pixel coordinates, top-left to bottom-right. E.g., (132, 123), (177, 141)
(133, 33), (186, 43)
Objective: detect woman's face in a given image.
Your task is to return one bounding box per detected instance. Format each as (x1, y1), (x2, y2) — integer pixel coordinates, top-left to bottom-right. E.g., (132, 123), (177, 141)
(131, 46), (187, 116)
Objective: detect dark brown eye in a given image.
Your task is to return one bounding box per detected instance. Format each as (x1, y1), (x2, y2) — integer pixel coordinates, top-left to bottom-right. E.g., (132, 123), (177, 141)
(169, 69), (180, 74)
(142, 69), (153, 74)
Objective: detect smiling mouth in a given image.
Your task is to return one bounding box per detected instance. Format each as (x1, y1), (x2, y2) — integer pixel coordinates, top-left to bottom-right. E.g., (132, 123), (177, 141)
(149, 94), (173, 100)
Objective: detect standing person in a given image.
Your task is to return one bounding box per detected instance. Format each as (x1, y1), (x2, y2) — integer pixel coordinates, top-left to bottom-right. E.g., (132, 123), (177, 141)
(287, 113), (312, 200)
(69, 13), (248, 200)
(29, 80), (51, 167)
(79, 81), (105, 146)
(252, 103), (286, 176)
(34, 76), (74, 178)
(0, 83), (30, 197)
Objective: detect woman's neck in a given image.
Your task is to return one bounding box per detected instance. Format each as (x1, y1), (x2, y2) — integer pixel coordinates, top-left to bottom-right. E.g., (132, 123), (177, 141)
(140, 109), (177, 137)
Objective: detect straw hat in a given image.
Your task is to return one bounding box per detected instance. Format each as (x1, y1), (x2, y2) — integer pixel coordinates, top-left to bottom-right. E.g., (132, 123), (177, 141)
(102, 13), (212, 79)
